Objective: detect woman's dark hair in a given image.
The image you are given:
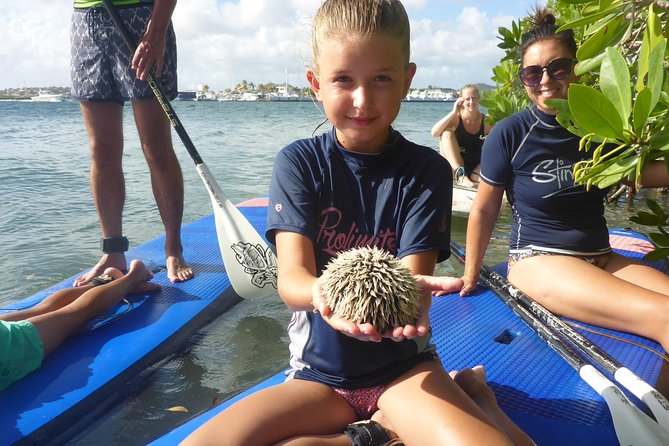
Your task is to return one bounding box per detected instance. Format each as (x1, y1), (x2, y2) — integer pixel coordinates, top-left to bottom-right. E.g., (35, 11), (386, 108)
(520, 6), (577, 62)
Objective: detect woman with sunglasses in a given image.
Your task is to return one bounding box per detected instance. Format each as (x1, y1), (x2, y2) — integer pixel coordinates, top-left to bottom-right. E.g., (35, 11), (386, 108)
(460, 7), (669, 353)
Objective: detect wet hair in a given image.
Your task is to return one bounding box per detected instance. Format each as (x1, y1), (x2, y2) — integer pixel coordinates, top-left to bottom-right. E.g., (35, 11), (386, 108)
(459, 84), (480, 97)
(311, 0), (411, 73)
(520, 6), (577, 64)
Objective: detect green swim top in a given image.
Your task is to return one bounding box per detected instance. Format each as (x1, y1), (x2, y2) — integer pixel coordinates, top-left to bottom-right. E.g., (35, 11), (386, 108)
(74, 0), (153, 8)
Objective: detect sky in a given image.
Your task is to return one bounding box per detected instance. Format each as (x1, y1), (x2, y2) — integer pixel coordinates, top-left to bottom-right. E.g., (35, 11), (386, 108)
(0, 0), (542, 91)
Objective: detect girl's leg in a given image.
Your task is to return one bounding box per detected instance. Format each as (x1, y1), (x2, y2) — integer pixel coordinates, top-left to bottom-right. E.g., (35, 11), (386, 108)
(0, 267), (125, 322)
(181, 379), (357, 446)
(508, 254), (669, 350)
(450, 366), (533, 446)
(377, 360), (520, 446)
(28, 260), (158, 356)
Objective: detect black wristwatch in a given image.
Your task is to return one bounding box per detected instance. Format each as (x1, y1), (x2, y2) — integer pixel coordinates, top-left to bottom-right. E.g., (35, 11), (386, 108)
(100, 236), (129, 253)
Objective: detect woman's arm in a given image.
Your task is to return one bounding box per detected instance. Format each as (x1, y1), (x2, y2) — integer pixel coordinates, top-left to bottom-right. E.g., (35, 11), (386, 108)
(462, 183), (505, 295)
(431, 98), (464, 137)
(636, 160), (669, 189)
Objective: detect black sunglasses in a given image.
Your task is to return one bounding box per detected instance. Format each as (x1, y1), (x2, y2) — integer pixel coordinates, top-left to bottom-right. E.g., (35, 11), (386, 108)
(519, 58), (576, 87)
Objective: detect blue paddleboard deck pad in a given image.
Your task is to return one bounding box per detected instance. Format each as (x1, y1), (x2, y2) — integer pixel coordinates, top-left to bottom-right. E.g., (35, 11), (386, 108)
(1, 203), (271, 445)
(151, 226), (669, 446)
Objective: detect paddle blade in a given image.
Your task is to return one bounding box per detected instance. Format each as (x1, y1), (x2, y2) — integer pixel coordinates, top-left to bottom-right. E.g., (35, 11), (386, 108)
(615, 368), (669, 433)
(581, 365), (669, 445)
(196, 164), (277, 299)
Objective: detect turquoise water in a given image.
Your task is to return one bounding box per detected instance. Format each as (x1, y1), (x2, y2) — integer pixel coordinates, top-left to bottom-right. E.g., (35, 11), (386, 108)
(1, 99), (666, 444)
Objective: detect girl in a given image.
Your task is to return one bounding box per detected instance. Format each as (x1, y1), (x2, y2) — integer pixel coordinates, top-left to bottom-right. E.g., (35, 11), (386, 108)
(182, 1), (533, 445)
(462, 8), (669, 354)
(431, 85), (492, 188)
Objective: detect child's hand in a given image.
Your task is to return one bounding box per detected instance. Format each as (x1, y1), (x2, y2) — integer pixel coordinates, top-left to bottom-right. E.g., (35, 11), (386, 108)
(383, 294), (431, 341)
(312, 277), (382, 342)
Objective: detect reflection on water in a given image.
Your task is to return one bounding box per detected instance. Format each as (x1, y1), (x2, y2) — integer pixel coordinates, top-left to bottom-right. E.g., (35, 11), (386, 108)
(2, 100), (668, 444)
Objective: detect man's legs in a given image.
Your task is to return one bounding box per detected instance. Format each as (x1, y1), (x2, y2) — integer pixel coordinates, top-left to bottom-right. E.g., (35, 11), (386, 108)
(74, 102), (127, 286)
(132, 98), (193, 282)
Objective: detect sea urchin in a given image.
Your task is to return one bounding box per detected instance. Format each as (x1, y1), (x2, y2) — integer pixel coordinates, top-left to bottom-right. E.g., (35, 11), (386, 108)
(320, 246), (420, 333)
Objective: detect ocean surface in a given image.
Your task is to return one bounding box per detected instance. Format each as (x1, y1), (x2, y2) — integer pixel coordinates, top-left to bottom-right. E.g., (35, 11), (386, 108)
(1, 99), (666, 444)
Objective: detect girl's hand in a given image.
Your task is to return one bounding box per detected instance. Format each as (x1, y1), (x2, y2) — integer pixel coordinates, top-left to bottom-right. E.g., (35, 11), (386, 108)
(312, 278), (382, 342)
(383, 292), (432, 342)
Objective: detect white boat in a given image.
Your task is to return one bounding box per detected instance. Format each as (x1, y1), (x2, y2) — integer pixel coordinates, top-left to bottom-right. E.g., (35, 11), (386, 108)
(31, 90), (65, 102)
(452, 183), (507, 215)
(452, 183), (478, 214)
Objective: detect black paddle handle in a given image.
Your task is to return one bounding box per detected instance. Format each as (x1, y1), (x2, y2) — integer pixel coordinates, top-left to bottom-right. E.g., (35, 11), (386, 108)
(100, 0), (204, 166)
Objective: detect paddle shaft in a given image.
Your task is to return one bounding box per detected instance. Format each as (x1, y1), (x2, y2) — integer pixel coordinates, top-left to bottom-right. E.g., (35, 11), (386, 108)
(449, 242), (669, 444)
(450, 242), (669, 429)
(100, 0), (203, 166)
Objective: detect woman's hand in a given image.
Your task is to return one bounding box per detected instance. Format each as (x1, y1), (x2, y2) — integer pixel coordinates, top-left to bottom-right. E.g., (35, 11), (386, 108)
(414, 274), (464, 297)
(460, 272), (479, 296)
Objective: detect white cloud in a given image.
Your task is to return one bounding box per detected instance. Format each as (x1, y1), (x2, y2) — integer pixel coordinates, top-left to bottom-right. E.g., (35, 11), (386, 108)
(0, 1), (530, 91)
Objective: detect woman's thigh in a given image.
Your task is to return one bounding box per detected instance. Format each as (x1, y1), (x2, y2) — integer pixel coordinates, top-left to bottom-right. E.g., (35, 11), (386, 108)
(508, 254), (669, 338)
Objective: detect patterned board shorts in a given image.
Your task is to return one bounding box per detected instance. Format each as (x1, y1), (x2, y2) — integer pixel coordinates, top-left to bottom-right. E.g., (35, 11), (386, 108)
(508, 248), (612, 273)
(70, 5), (178, 103)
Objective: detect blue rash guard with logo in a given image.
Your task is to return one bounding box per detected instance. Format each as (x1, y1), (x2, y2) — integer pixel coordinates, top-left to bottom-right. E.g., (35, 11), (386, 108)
(479, 106), (611, 255)
(266, 127), (452, 389)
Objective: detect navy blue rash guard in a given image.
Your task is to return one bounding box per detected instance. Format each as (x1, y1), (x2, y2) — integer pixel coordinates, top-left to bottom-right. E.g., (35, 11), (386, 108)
(480, 106), (611, 254)
(267, 127), (452, 389)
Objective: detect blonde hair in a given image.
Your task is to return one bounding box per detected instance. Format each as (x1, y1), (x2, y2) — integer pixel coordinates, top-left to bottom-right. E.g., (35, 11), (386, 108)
(459, 84), (480, 97)
(311, 0), (411, 73)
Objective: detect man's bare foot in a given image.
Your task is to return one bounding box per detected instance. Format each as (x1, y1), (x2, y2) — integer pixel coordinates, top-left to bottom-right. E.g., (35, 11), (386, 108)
(74, 253), (127, 287)
(166, 255), (194, 283)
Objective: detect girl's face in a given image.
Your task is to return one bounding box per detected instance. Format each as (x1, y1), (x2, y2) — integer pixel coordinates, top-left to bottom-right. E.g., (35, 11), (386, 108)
(307, 33), (416, 153)
(522, 39), (577, 115)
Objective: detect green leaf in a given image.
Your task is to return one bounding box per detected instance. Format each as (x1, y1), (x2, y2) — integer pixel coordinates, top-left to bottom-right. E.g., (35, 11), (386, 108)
(637, 28), (652, 92)
(556, 6), (619, 33)
(649, 126), (669, 150)
(558, 0), (596, 4)
(644, 248), (669, 262)
(574, 53), (606, 75)
(648, 232), (669, 246)
(647, 38), (667, 112)
(576, 15), (628, 60)
(600, 47), (631, 124)
(630, 212), (660, 226)
(646, 199), (668, 220)
(568, 84), (625, 140)
(633, 88), (652, 135)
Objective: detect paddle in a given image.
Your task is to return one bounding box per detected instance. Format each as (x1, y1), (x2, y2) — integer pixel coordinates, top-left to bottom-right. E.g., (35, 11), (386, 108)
(100, 0), (277, 299)
(450, 242), (669, 444)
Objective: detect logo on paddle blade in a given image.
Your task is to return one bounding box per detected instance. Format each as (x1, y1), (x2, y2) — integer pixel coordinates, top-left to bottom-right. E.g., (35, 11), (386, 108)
(231, 242), (278, 289)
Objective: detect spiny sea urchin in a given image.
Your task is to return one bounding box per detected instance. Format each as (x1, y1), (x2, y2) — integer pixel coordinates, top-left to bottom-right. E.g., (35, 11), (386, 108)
(320, 246), (420, 333)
